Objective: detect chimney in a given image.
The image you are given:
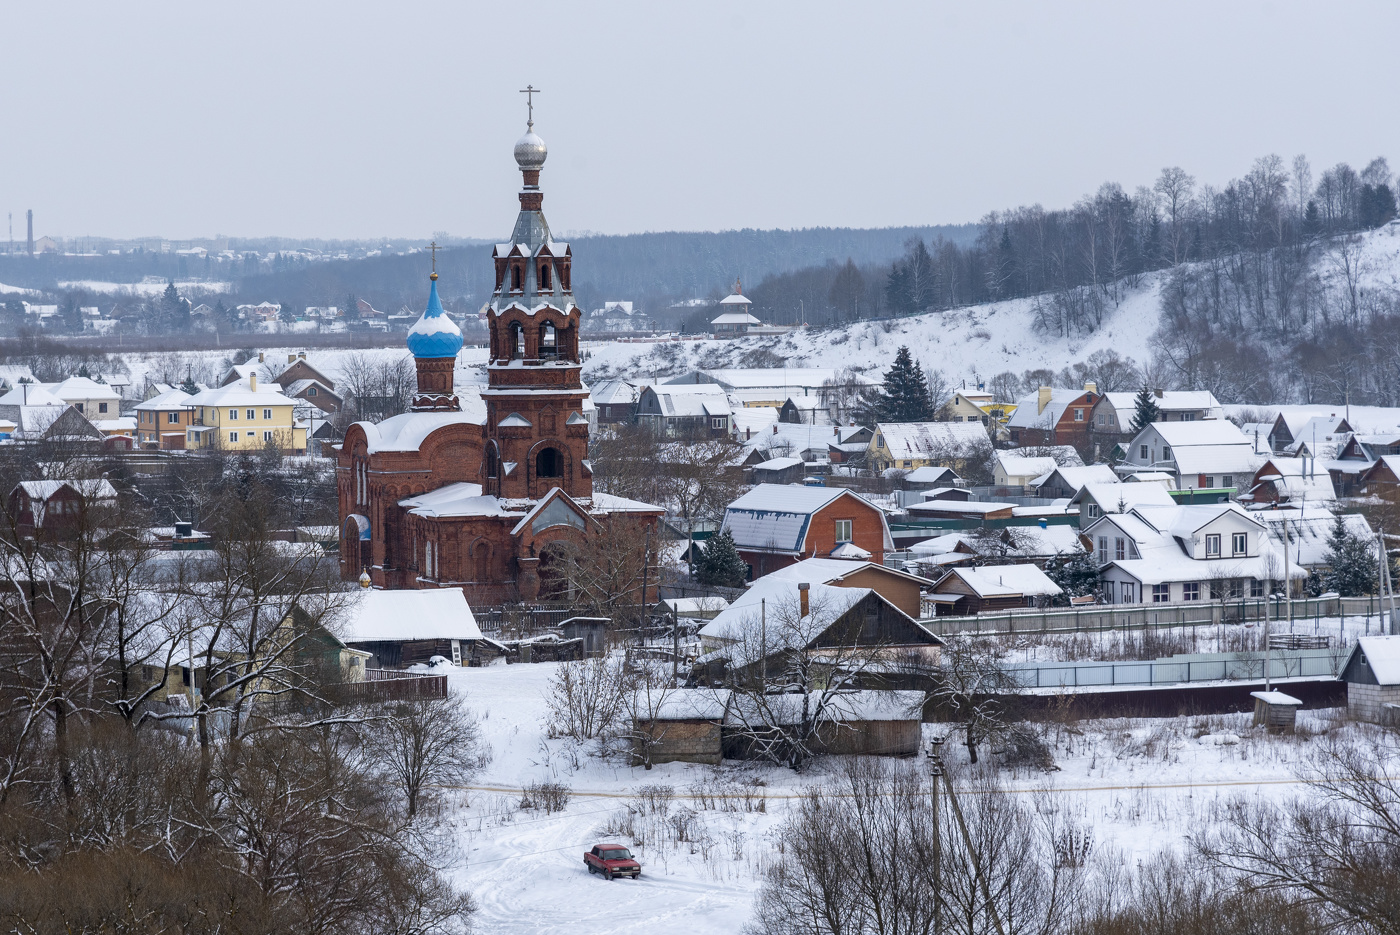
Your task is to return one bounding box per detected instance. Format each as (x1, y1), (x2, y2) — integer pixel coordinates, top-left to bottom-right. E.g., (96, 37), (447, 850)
(299, 351), (306, 360)
(798, 582), (810, 617)
(288, 354), (297, 364)
(258, 352), (265, 363)
(1083, 381), (1097, 394)
(1153, 388), (1164, 398)
(772, 424), (778, 435)
(1037, 386), (1052, 414)
(26, 210), (32, 257)
(249, 373), (257, 392)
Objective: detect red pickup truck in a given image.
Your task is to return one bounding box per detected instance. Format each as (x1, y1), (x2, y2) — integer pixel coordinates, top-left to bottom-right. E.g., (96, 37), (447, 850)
(584, 843), (641, 880)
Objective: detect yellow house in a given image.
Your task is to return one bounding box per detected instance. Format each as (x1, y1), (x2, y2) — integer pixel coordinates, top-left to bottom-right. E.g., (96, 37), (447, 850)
(184, 374), (308, 454)
(944, 390), (1016, 427)
(869, 421), (991, 473)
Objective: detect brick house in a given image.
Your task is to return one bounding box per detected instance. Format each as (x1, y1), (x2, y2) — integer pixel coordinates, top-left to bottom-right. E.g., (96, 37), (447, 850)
(1341, 636), (1400, 723)
(8, 479), (118, 534)
(134, 388), (194, 449)
(274, 354), (343, 414)
(337, 121), (664, 604)
(1006, 383), (1100, 447)
(719, 483), (892, 577)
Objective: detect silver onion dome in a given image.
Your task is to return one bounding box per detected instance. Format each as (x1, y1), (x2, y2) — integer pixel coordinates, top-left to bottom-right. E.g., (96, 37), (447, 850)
(514, 129), (547, 170)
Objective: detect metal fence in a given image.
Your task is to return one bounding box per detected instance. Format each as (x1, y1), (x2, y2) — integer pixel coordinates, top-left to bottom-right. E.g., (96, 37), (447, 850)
(918, 595), (1394, 636)
(1007, 647), (1342, 690)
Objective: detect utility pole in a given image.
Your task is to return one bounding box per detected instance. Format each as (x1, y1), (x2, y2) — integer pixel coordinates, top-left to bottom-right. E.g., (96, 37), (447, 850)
(930, 740), (1006, 935)
(927, 737), (945, 935)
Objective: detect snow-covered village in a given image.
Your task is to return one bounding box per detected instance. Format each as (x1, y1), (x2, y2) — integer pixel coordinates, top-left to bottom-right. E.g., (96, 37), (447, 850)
(6, 5), (1400, 934)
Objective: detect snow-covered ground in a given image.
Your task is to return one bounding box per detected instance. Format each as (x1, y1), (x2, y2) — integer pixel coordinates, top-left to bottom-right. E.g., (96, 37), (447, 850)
(56, 279), (231, 296)
(436, 657), (1371, 934)
(581, 277), (1166, 384)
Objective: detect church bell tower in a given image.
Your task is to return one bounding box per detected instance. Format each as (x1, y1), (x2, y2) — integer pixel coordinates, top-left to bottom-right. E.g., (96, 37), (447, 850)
(483, 90), (591, 502)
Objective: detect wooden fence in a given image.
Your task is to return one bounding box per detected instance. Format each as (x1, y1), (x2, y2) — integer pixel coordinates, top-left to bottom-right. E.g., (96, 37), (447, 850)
(332, 669), (447, 703)
(920, 594), (1395, 636)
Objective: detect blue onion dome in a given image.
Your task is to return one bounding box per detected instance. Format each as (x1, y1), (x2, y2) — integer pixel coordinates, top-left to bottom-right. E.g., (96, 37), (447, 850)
(406, 273), (463, 359)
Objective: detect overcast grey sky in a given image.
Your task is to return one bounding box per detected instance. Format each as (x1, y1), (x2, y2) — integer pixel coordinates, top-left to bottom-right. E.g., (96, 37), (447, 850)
(3, 1), (1398, 241)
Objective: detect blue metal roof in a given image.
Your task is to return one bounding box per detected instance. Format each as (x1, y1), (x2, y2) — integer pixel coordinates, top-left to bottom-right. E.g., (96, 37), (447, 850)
(405, 278), (463, 359)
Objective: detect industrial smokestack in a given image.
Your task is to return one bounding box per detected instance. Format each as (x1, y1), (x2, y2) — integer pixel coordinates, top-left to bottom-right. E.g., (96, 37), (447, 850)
(26, 210), (33, 257)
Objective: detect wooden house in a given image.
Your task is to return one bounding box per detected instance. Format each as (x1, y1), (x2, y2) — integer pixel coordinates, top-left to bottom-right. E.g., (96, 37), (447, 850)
(926, 564), (1063, 615)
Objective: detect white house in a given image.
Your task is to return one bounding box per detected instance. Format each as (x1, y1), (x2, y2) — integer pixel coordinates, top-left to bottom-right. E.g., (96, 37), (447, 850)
(1069, 481), (1175, 525)
(1118, 420), (1259, 491)
(992, 446), (1084, 487)
(1085, 503), (1302, 604)
(1091, 390), (1224, 437)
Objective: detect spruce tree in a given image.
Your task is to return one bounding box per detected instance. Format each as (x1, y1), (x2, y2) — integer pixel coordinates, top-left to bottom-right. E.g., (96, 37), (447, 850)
(696, 529), (748, 587)
(1323, 514), (1378, 596)
(1046, 551), (1099, 603)
(1128, 385), (1160, 435)
(877, 346), (932, 422)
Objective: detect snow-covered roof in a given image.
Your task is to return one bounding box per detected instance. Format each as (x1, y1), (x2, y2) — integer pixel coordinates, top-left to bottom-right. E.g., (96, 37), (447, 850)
(400, 483), (505, 519)
(935, 564), (1063, 598)
(903, 465), (958, 483)
(134, 388), (192, 411)
(718, 293), (753, 305)
(15, 478), (118, 501)
(1000, 524), (1087, 557)
(876, 421), (988, 457)
(731, 406), (780, 434)
(185, 378), (298, 409)
(829, 542), (872, 559)
(757, 556), (930, 587)
(1351, 636), (1400, 686)
(639, 689), (731, 721)
(1071, 482), (1175, 510)
(52, 376), (121, 401)
(699, 577), (876, 651)
(1007, 387), (1087, 429)
(0, 385), (66, 408)
(1254, 508), (1371, 567)
(1032, 464), (1119, 491)
(906, 500), (1015, 516)
(1170, 444), (1261, 477)
(711, 310), (762, 325)
(335, 587), (482, 643)
(723, 690), (924, 726)
(722, 484), (892, 553)
(1149, 420), (1250, 447)
(996, 453), (1060, 479)
(754, 456), (804, 471)
(356, 398), (488, 454)
(1101, 390), (1221, 413)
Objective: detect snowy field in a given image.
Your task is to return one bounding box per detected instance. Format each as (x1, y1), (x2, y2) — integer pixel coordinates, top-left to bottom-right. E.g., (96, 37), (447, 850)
(436, 658), (1373, 934)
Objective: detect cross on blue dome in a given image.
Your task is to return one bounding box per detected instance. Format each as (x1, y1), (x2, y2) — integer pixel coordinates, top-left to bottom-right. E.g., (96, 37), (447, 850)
(406, 274), (464, 360)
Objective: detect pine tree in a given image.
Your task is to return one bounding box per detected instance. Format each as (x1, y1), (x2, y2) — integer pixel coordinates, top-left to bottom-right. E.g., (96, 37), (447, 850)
(876, 346), (933, 422)
(1128, 385), (1160, 435)
(1046, 551), (1099, 603)
(77, 363), (90, 378)
(181, 374), (199, 394)
(1323, 514), (1378, 596)
(345, 293), (361, 321)
(696, 529), (748, 587)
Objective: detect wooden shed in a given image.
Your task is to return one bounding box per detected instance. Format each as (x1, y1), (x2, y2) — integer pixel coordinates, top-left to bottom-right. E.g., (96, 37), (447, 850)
(1340, 636), (1400, 723)
(630, 689), (728, 766)
(1250, 690), (1303, 733)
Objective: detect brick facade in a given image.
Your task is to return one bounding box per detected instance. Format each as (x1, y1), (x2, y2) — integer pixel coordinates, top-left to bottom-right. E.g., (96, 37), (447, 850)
(338, 126), (661, 607)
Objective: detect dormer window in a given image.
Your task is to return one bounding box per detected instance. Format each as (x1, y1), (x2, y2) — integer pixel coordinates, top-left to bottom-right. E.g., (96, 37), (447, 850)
(539, 262), (552, 291)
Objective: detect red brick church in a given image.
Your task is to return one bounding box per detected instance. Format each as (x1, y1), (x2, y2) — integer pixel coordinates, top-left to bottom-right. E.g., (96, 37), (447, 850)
(338, 114), (663, 604)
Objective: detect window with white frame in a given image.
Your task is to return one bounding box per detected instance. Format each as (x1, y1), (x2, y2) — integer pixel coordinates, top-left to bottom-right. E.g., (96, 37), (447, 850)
(1183, 581), (1200, 601)
(263, 431), (273, 442)
(1205, 534), (1221, 557)
(711, 417), (725, 429)
(1232, 532), (1247, 555)
(1086, 504), (1100, 518)
(228, 431), (238, 443)
(1097, 536), (1107, 562)
(1073, 408), (1084, 421)
(167, 412), (179, 423)
(263, 408), (273, 420)
(246, 409), (255, 420)
(1163, 445), (1172, 460)
(1139, 445), (1148, 459)
(1152, 584), (1170, 603)
(1120, 581), (1136, 603)
(229, 409), (238, 420)
(1115, 537), (1126, 561)
(834, 519), (853, 542)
